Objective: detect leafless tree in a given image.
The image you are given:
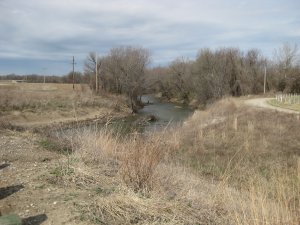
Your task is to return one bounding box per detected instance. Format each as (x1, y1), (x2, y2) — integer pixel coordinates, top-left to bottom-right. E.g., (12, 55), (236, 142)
(169, 57), (193, 101)
(103, 46), (150, 112)
(274, 43), (299, 78)
(84, 52), (102, 92)
(273, 43), (300, 92)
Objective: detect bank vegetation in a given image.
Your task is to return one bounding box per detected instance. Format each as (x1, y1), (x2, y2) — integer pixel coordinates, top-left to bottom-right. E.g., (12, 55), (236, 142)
(1, 43), (300, 224)
(41, 98), (299, 224)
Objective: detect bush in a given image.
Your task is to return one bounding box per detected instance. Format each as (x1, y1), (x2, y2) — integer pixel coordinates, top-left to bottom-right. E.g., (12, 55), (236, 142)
(120, 134), (164, 193)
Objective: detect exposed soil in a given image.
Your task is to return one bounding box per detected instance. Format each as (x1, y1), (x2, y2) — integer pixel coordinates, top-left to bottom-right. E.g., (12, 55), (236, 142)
(0, 130), (72, 224)
(0, 130), (110, 225)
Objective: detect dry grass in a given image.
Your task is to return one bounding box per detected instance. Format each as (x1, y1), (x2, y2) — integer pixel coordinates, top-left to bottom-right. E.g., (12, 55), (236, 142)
(62, 128), (167, 192)
(0, 83), (130, 128)
(0, 83), (118, 112)
(177, 98), (300, 224)
(120, 133), (166, 193)
(227, 166), (300, 225)
(48, 127), (230, 224)
(43, 97), (299, 224)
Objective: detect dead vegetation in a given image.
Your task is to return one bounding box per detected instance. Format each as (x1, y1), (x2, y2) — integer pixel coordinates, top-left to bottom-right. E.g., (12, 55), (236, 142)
(177, 98), (300, 224)
(36, 98), (298, 224)
(0, 83), (130, 128)
(1, 97), (299, 224)
(0, 83), (126, 112)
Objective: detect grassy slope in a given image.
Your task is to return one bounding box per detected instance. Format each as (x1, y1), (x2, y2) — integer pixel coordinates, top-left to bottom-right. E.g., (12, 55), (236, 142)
(63, 98), (300, 224)
(1, 97), (299, 224)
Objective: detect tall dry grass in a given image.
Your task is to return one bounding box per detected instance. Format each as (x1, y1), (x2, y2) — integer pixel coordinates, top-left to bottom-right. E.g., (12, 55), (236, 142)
(61, 127), (230, 224)
(227, 166), (299, 225)
(48, 97), (299, 224)
(177, 98), (300, 224)
(67, 128), (168, 192)
(120, 133), (167, 193)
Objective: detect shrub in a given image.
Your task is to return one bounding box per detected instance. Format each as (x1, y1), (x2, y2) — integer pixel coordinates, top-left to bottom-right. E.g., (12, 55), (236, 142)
(120, 134), (164, 192)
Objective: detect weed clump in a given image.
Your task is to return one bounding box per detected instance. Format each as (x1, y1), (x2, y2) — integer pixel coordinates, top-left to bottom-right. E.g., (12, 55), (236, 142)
(120, 134), (164, 193)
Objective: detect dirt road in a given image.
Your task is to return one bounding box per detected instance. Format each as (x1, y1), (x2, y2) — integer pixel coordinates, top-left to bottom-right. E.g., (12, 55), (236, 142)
(245, 98), (300, 114)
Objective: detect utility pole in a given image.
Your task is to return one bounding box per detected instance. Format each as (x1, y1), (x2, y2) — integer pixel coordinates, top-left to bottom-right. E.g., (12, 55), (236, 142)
(42, 67), (47, 84)
(95, 53), (98, 93)
(72, 56), (76, 90)
(263, 65), (267, 94)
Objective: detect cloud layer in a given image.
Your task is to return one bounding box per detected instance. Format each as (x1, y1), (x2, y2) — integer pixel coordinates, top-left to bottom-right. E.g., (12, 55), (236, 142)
(0, 0), (299, 74)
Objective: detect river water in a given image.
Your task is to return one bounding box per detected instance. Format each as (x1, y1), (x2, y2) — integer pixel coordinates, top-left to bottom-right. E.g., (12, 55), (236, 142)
(53, 95), (193, 135)
(138, 95), (193, 132)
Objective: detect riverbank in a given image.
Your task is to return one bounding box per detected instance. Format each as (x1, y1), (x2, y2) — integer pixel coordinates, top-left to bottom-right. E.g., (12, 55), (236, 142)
(1, 97), (299, 224)
(153, 92), (203, 110)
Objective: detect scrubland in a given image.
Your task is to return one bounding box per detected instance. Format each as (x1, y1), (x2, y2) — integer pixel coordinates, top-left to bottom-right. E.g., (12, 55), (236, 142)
(0, 83), (299, 224)
(2, 98), (294, 224)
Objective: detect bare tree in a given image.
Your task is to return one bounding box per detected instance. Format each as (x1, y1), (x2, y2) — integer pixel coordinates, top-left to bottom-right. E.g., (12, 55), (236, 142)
(243, 49), (266, 94)
(272, 43), (300, 92)
(274, 43), (299, 78)
(103, 46), (150, 112)
(84, 52), (102, 92)
(168, 57), (193, 102)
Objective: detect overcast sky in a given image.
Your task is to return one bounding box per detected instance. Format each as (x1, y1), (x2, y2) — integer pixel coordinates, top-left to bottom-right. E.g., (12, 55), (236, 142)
(0, 0), (299, 75)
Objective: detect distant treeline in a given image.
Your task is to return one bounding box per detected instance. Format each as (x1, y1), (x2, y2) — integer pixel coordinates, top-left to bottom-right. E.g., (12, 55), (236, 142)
(146, 45), (300, 105)
(83, 44), (300, 109)
(0, 72), (86, 84)
(1, 44), (300, 110)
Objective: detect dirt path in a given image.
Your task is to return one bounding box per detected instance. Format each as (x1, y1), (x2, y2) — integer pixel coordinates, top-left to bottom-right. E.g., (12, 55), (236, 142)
(245, 98), (300, 114)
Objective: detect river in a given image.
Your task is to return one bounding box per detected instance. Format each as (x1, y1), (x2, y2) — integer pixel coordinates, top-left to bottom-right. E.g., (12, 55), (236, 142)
(138, 95), (193, 132)
(89, 94), (193, 134)
(53, 95), (193, 136)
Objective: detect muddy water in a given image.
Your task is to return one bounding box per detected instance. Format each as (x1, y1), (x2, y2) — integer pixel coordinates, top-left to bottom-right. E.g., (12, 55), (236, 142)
(139, 95), (193, 132)
(53, 95), (193, 135)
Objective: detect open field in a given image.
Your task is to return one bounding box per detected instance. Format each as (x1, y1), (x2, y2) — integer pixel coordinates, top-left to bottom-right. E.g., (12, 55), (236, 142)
(1, 97), (299, 224)
(0, 82), (130, 128)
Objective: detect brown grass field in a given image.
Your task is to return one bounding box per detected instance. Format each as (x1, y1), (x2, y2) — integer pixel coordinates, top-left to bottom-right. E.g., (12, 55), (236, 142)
(1, 94), (299, 224)
(66, 98), (299, 224)
(0, 82), (130, 128)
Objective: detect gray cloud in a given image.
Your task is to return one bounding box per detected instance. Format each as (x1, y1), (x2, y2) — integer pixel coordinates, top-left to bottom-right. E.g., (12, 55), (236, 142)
(0, 0), (299, 74)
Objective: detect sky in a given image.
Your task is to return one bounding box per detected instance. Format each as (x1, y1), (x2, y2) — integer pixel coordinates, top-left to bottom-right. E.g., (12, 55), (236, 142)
(0, 0), (299, 75)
